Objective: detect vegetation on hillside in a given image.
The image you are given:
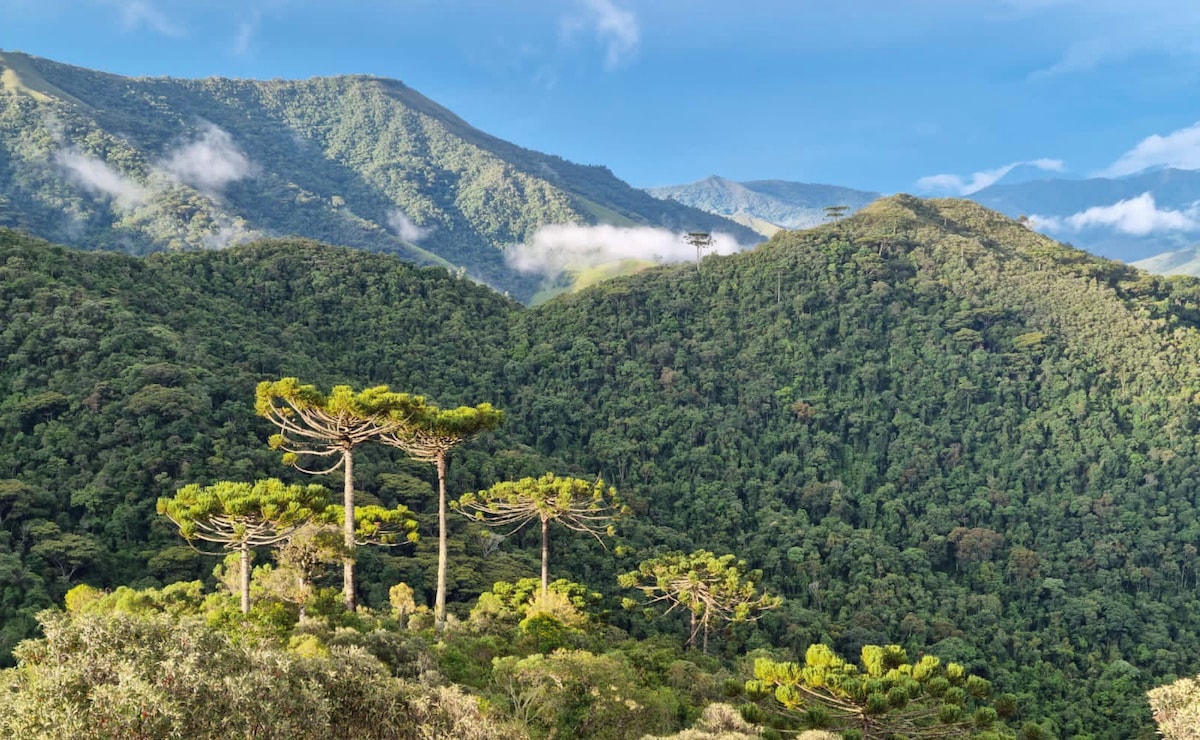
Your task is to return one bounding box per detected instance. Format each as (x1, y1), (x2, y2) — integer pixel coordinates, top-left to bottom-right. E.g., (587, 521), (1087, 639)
(0, 50), (758, 301)
(5, 193), (1200, 735)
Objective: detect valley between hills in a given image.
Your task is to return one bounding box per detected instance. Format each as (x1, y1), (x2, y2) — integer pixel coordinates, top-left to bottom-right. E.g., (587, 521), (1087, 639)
(4, 50), (1200, 739)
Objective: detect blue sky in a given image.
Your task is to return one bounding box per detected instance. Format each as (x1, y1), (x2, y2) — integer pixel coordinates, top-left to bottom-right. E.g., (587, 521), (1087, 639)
(4, 0), (1200, 195)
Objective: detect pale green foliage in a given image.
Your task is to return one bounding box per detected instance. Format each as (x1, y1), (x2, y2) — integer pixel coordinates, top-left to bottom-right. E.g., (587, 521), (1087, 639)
(1148, 676), (1200, 739)
(492, 648), (674, 739)
(747, 644), (1010, 738)
(322, 503), (420, 545)
(390, 582), (418, 621)
(255, 378), (427, 426)
(385, 402), (506, 451)
(0, 609), (520, 739)
(641, 702), (763, 739)
(457, 473), (625, 595)
(619, 550), (780, 651)
(458, 473), (624, 535)
(157, 478), (329, 546)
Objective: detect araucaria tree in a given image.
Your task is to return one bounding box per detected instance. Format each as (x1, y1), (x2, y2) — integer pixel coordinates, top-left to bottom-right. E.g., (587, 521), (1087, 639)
(157, 479), (328, 613)
(255, 378), (424, 610)
(747, 644), (1013, 737)
(619, 549), (781, 652)
(380, 402), (503, 631)
(457, 473), (625, 600)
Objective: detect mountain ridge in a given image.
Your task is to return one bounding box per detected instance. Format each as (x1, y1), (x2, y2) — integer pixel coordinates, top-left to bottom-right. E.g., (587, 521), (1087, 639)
(0, 50), (760, 302)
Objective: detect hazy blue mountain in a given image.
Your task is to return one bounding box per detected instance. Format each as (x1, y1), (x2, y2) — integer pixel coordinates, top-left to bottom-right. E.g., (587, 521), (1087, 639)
(0, 50), (758, 302)
(969, 168), (1200, 264)
(645, 175), (880, 235)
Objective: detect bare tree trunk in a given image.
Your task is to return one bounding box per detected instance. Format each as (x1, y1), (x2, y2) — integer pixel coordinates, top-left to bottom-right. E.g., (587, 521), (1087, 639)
(240, 545), (251, 615)
(343, 447), (356, 611)
(435, 452), (448, 632)
(541, 518), (550, 600)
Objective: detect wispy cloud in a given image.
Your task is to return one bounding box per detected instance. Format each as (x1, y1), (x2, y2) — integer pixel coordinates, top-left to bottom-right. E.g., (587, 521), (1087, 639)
(1099, 122), (1200, 178)
(54, 149), (148, 207)
(1030, 193), (1200, 235)
(100, 0), (183, 37)
(157, 122), (256, 194)
(564, 0), (640, 69)
(507, 223), (743, 277)
(916, 158), (1065, 195)
(1000, 0), (1200, 77)
(232, 19), (257, 56)
(52, 124), (261, 249)
(386, 209), (431, 243)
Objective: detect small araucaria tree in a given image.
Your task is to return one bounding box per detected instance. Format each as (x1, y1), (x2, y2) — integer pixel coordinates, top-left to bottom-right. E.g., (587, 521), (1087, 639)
(746, 644), (1014, 738)
(157, 479), (328, 613)
(380, 402), (504, 631)
(256, 378), (425, 610)
(456, 473), (625, 601)
(619, 549), (781, 653)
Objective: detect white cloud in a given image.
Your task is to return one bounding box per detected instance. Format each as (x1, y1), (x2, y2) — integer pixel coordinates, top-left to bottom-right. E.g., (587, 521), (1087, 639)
(565, 0), (640, 69)
(101, 0), (182, 37)
(157, 122), (255, 193)
(1030, 193), (1200, 236)
(507, 223), (744, 277)
(54, 149), (148, 208)
(386, 209), (431, 243)
(916, 158), (1065, 195)
(1099, 122), (1200, 178)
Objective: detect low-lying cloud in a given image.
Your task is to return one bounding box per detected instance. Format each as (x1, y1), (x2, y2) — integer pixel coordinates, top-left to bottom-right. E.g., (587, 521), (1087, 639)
(916, 158), (1065, 195)
(1099, 122), (1200, 178)
(387, 209), (431, 243)
(1030, 192), (1200, 236)
(507, 223), (744, 276)
(52, 122), (261, 248)
(54, 149), (148, 207)
(157, 122), (256, 193)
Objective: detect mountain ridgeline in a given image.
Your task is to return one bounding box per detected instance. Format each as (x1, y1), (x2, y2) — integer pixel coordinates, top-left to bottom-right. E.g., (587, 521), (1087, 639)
(0, 50), (758, 302)
(5, 196), (1200, 735)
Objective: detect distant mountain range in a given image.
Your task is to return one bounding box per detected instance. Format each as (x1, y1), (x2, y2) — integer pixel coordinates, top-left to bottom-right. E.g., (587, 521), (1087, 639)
(649, 170), (1200, 275)
(0, 50), (758, 302)
(645, 176), (880, 236)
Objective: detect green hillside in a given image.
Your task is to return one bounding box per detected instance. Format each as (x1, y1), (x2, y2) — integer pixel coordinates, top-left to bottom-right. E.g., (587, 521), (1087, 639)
(4, 195), (1200, 735)
(0, 50), (758, 302)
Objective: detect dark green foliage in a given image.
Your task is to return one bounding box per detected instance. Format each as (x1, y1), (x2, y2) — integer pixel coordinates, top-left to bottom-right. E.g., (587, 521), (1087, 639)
(8, 193), (1200, 735)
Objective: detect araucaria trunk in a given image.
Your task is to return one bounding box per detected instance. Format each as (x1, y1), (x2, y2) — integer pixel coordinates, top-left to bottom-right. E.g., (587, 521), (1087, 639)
(342, 447), (356, 611)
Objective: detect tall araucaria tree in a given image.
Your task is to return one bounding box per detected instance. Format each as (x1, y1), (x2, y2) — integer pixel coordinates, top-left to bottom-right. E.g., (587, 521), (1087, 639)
(157, 479), (329, 613)
(456, 473), (625, 601)
(380, 402), (503, 631)
(619, 549), (781, 653)
(255, 378), (426, 610)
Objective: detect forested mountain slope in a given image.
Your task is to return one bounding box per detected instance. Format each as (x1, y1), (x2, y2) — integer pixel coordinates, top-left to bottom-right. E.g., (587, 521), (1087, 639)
(5, 196), (1200, 735)
(0, 50), (756, 301)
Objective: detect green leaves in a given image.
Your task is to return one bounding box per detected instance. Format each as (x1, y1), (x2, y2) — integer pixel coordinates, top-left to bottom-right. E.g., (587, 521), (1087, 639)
(156, 479), (330, 550)
(619, 549), (780, 651)
(750, 644), (1004, 737)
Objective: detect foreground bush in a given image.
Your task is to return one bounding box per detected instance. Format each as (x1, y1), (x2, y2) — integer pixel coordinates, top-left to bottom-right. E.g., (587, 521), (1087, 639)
(0, 609), (522, 739)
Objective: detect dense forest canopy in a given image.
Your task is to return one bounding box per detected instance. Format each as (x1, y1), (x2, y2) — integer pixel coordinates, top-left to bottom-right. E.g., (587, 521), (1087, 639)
(5, 194), (1200, 736)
